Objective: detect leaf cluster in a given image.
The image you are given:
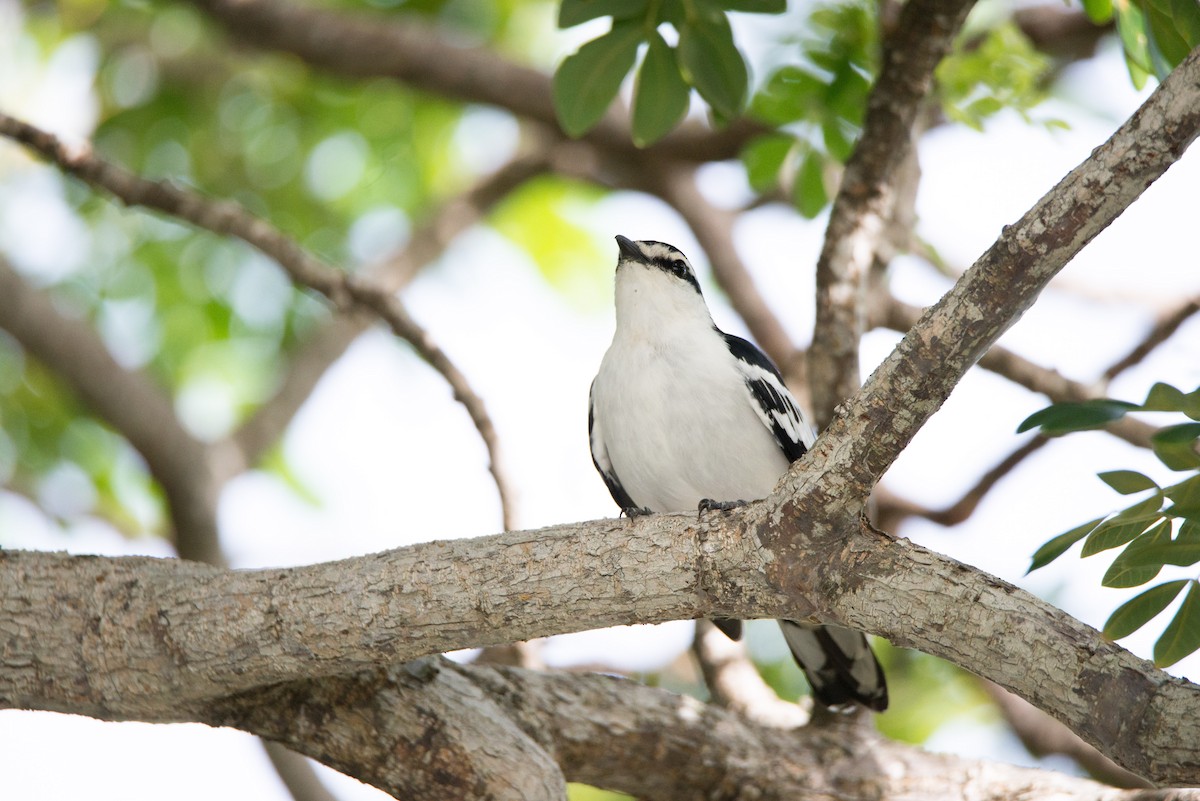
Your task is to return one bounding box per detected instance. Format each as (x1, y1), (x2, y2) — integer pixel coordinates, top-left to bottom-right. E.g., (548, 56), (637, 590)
(741, 1), (876, 217)
(935, 23), (1054, 131)
(1021, 383), (1200, 667)
(1083, 0), (1200, 88)
(553, 0), (786, 146)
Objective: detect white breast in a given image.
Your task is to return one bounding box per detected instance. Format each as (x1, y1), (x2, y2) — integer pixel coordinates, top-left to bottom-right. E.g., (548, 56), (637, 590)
(592, 323), (790, 513)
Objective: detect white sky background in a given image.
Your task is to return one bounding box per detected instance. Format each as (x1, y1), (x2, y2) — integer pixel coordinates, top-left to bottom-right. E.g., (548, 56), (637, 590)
(2, 2), (1200, 799)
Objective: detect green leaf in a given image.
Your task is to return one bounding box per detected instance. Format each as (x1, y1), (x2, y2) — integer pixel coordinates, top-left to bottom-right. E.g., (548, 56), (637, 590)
(750, 66), (825, 125)
(1082, 503), (1161, 557)
(1082, 0), (1114, 22)
(1139, 0), (1200, 72)
(1166, 476), (1200, 518)
(553, 20), (645, 138)
(1154, 580), (1200, 667)
(558, 0), (648, 28)
(1099, 469), (1160, 495)
(741, 133), (794, 192)
(792, 149), (828, 219)
(1110, 490), (1166, 524)
(631, 33), (690, 147)
(1115, 2), (1154, 88)
(1016, 399), (1139, 435)
(1151, 423), (1200, 470)
(1028, 517), (1103, 573)
(721, 0), (787, 11)
(677, 10), (748, 119)
(1105, 519), (1200, 572)
(1137, 381), (1200, 421)
(1102, 519), (1173, 587)
(1104, 579), (1188, 640)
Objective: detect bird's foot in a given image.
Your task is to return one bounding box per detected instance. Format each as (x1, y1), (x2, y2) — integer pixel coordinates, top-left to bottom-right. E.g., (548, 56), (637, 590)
(697, 498), (748, 517)
(621, 505), (653, 518)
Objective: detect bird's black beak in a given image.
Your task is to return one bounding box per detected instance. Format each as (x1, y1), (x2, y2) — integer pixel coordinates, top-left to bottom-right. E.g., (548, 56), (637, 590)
(615, 235), (641, 261)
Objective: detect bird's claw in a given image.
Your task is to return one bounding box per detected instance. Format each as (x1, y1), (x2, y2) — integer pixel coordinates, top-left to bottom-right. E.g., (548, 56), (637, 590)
(621, 506), (653, 518)
(697, 498), (748, 517)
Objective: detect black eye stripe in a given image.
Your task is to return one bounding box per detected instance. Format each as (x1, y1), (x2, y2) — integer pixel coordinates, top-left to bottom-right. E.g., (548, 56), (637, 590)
(651, 254), (702, 294)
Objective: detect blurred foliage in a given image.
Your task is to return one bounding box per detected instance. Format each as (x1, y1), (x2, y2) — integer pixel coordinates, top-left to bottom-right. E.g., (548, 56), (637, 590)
(935, 22), (1055, 131)
(489, 175), (610, 307)
(1021, 383), (1200, 667)
(754, 639), (991, 743)
(0, 0), (577, 541)
(567, 783), (635, 801)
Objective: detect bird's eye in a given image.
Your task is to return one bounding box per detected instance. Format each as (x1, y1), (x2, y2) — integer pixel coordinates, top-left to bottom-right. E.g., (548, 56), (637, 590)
(671, 259), (687, 276)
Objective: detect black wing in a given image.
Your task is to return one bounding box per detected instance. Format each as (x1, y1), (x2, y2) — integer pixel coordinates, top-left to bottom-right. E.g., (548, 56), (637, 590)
(588, 379), (641, 512)
(721, 331), (814, 464)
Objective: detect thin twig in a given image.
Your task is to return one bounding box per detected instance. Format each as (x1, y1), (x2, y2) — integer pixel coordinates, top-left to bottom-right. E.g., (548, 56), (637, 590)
(234, 152), (549, 464)
(1104, 297), (1200, 381)
(0, 111), (517, 531)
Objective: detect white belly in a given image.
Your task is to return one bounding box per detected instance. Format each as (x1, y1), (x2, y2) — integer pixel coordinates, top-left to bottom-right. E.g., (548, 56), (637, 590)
(594, 336), (790, 513)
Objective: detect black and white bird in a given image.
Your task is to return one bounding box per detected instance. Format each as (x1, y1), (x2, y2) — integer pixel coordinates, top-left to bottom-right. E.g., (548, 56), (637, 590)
(588, 235), (887, 711)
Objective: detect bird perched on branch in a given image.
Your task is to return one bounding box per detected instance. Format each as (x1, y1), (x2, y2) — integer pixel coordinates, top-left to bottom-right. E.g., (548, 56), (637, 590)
(588, 234), (887, 711)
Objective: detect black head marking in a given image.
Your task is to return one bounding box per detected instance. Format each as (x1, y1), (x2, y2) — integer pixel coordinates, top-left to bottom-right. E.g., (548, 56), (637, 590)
(615, 235), (702, 295)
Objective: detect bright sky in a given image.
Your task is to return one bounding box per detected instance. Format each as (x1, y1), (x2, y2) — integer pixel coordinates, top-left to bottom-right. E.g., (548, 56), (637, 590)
(2, 5), (1200, 800)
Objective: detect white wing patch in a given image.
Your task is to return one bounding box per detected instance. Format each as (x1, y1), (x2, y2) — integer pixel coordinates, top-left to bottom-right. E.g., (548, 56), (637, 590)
(735, 359), (815, 458)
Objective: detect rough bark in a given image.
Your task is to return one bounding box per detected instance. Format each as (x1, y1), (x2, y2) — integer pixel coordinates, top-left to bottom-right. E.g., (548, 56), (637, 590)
(809, 0), (975, 426)
(3, 44), (1200, 791)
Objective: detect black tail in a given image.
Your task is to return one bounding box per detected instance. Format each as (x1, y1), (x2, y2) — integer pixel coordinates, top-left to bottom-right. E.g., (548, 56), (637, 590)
(779, 620), (888, 711)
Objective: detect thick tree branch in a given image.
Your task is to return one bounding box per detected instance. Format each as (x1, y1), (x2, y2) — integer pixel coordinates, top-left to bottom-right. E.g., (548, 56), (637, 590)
(809, 0), (974, 426)
(983, 681), (1153, 790)
(0, 257), (227, 563)
(804, 45), (1200, 500)
(0, 111), (517, 530)
(878, 298), (1158, 450)
(3, 494), (1200, 784)
(226, 660), (1200, 801)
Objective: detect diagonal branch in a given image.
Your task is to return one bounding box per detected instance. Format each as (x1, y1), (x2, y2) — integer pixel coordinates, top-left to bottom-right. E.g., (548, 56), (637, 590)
(0, 111), (517, 531)
(1104, 296), (1200, 382)
(809, 0), (975, 426)
(233, 150), (549, 464)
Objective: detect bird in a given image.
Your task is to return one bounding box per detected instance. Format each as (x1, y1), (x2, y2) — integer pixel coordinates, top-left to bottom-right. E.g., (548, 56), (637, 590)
(588, 234), (887, 711)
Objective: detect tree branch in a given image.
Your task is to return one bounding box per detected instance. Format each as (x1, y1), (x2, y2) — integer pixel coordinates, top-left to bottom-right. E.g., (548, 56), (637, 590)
(233, 151), (549, 464)
(809, 0), (974, 426)
(3, 493), (1200, 784)
(3, 42), (1198, 787)
(1103, 296), (1200, 382)
(185, 0), (760, 165)
(0, 257), (227, 563)
(982, 681), (1153, 790)
(0, 111), (517, 531)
